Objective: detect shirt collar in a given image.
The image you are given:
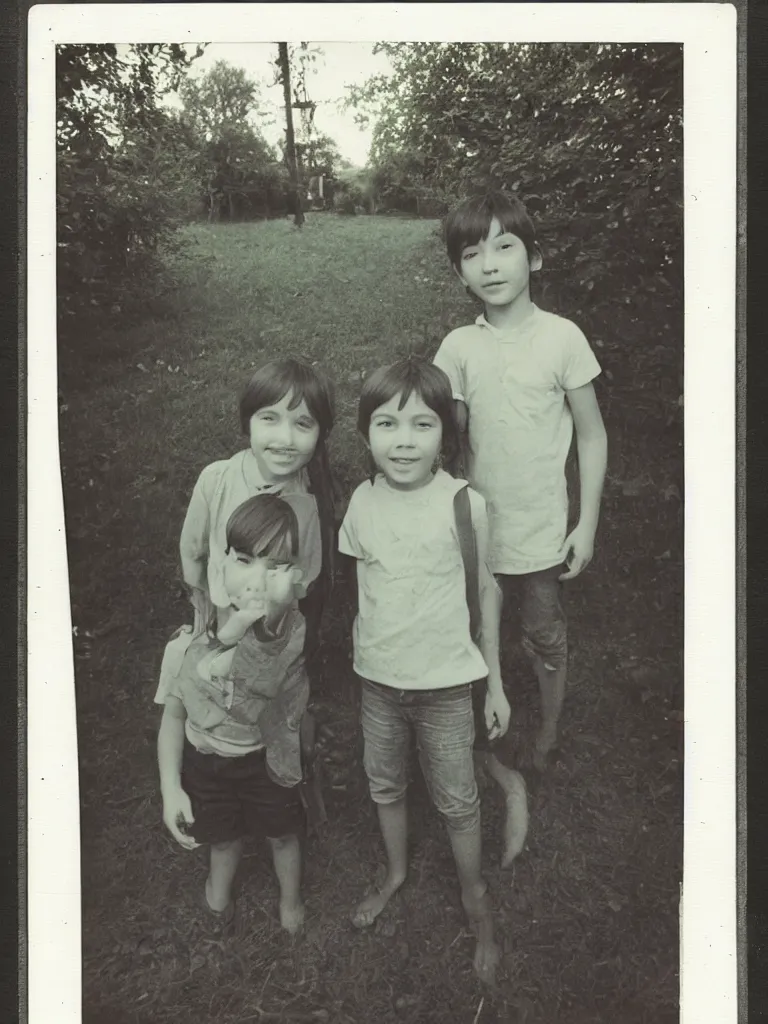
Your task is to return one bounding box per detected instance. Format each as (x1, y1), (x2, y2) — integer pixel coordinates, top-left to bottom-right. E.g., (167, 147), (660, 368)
(475, 305), (538, 336)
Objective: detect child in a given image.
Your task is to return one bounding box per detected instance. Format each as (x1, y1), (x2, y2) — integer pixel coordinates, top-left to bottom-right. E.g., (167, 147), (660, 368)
(339, 357), (513, 985)
(434, 191), (608, 768)
(179, 357), (335, 663)
(157, 494), (309, 933)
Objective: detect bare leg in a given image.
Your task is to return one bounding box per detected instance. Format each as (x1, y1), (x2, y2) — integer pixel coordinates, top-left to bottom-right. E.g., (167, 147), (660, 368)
(268, 833), (304, 934)
(446, 824), (500, 985)
(518, 569), (568, 770)
(352, 797), (408, 928)
(534, 656), (567, 769)
(475, 751), (529, 866)
(207, 838), (243, 912)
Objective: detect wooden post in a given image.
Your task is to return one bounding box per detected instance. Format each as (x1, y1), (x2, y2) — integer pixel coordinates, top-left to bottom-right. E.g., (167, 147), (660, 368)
(277, 42), (304, 228)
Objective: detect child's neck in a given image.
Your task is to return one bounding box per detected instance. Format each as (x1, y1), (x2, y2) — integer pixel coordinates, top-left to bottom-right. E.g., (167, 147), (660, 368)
(382, 468), (436, 493)
(482, 292), (535, 332)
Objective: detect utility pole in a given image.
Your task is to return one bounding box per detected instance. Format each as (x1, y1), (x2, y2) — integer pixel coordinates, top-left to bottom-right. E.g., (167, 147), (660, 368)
(277, 42), (304, 228)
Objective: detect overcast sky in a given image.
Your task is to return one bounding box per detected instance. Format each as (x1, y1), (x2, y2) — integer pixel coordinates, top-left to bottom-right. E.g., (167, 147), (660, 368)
(175, 42), (394, 167)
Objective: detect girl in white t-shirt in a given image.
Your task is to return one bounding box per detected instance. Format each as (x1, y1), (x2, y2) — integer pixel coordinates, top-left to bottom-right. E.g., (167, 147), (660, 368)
(339, 357), (514, 985)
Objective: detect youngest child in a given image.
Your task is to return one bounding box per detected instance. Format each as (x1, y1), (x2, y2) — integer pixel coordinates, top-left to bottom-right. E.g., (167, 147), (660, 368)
(156, 494), (308, 933)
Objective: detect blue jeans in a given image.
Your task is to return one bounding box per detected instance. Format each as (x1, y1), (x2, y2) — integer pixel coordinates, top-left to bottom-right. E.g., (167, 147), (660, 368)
(499, 564), (568, 672)
(359, 677), (481, 834)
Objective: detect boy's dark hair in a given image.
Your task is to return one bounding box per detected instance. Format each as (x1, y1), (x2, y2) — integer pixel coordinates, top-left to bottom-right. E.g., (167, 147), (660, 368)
(238, 357), (336, 586)
(445, 191), (537, 270)
(225, 493), (299, 562)
(357, 357), (460, 475)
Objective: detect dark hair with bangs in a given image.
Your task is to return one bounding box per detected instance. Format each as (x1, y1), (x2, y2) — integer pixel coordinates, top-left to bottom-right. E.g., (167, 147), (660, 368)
(225, 493), (299, 561)
(445, 191), (537, 270)
(357, 357), (460, 476)
(238, 357), (336, 588)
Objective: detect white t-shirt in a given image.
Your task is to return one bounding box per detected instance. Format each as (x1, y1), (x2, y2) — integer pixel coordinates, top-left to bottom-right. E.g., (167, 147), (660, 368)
(434, 307), (601, 575)
(338, 469), (489, 690)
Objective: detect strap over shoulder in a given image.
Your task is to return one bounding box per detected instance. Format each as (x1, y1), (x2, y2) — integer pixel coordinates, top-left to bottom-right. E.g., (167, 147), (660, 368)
(453, 485), (481, 646)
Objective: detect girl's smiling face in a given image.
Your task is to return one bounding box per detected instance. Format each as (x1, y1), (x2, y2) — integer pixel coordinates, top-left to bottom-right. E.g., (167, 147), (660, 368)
(368, 390), (442, 491)
(248, 391), (320, 483)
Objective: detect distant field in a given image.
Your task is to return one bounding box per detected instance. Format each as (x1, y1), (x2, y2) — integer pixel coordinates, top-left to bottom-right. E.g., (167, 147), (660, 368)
(61, 213), (683, 1024)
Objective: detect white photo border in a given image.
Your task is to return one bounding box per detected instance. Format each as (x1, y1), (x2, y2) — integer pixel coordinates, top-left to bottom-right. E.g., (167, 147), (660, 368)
(27, 4), (737, 1021)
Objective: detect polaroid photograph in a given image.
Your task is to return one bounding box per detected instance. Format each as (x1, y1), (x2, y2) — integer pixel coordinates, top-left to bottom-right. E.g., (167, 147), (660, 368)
(27, 4), (737, 1021)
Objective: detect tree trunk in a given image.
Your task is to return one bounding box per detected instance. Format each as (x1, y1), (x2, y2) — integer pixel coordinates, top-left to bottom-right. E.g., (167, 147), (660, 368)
(277, 43), (304, 229)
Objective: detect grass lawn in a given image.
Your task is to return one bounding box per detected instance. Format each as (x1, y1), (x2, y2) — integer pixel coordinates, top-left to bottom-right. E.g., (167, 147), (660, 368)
(60, 213), (683, 1024)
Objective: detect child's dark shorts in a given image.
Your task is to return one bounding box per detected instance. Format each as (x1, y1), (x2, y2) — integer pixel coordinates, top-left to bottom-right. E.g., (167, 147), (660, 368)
(181, 740), (304, 845)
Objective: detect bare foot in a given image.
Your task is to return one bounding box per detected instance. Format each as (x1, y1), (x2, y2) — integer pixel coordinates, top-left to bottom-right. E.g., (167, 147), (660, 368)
(501, 774), (529, 868)
(279, 899), (305, 935)
(462, 885), (499, 984)
(351, 876), (404, 929)
(473, 937), (501, 985)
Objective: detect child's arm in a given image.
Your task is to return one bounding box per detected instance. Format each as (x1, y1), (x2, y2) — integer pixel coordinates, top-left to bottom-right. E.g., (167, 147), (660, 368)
(207, 604), (282, 680)
(216, 605), (265, 647)
(471, 493), (511, 740)
(216, 565), (299, 650)
(454, 399), (468, 433)
(180, 470), (216, 631)
(157, 696), (199, 850)
(561, 382), (608, 580)
(454, 399), (471, 477)
(434, 334), (469, 476)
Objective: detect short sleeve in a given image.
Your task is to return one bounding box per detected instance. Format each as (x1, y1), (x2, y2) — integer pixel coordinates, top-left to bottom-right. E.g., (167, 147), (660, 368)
(559, 322), (602, 391)
(338, 486), (366, 559)
(154, 627), (195, 704)
(179, 463), (222, 588)
(433, 331), (467, 402)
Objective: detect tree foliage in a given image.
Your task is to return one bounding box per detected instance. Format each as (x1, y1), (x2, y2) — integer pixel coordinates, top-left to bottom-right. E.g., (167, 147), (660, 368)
(57, 44), (203, 324)
(178, 60), (290, 221)
(179, 60), (265, 137)
(302, 132), (342, 177)
(349, 43), (682, 309)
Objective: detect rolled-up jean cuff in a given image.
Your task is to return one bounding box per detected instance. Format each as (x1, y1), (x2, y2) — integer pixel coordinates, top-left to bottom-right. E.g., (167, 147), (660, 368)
(444, 802), (481, 834)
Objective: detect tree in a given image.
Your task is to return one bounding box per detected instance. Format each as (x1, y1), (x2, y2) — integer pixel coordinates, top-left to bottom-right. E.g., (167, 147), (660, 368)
(178, 60), (285, 222)
(276, 43), (304, 227)
(348, 43), (682, 308)
(368, 148), (440, 216)
(57, 44), (204, 326)
(303, 132), (341, 177)
(179, 60), (266, 138)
